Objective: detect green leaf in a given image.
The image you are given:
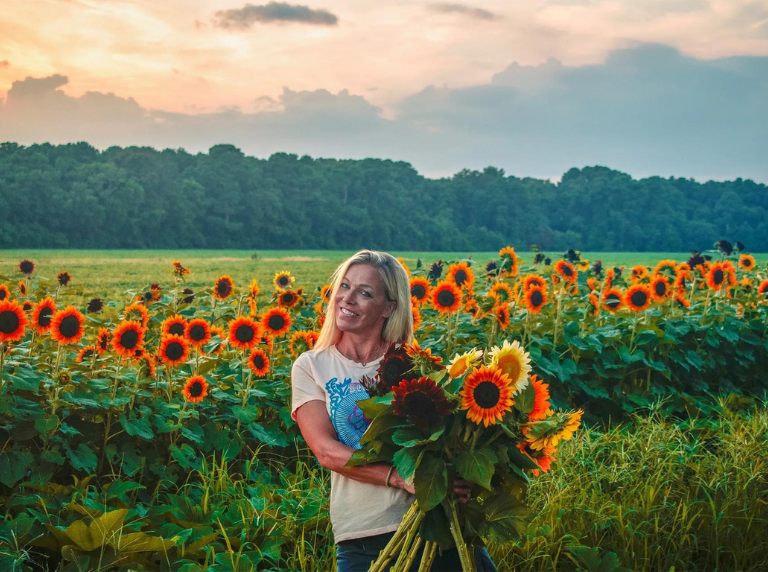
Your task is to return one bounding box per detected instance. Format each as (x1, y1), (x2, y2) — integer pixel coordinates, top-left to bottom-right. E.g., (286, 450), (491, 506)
(393, 446), (423, 482)
(106, 481), (146, 501)
(514, 381), (536, 414)
(360, 411), (401, 445)
(414, 455), (447, 512)
(119, 414), (154, 440)
(65, 443), (98, 473)
(392, 425), (444, 447)
(478, 492), (530, 543)
(232, 404), (259, 424)
(419, 505), (454, 549)
(453, 449), (497, 490)
(247, 421), (289, 447)
(356, 395), (393, 420)
(0, 451), (33, 487)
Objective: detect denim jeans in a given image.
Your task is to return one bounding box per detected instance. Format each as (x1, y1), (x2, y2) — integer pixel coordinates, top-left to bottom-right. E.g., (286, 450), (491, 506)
(336, 531), (497, 572)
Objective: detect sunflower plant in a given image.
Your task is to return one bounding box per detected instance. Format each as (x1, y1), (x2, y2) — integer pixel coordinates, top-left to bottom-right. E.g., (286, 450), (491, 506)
(348, 339), (583, 572)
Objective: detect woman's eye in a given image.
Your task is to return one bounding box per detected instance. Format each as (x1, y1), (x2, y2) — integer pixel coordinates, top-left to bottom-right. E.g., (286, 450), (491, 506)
(340, 283), (349, 289)
(361, 291), (372, 298)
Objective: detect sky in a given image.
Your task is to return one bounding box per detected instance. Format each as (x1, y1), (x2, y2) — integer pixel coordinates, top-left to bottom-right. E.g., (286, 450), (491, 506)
(1, 0), (767, 181)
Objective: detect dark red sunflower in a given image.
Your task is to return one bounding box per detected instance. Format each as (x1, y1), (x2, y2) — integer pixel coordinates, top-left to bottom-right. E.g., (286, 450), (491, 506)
(247, 348), (270, 376)
(56, 271), (71, 286)
(112, 320), (145, 358)
(276, 289), (301, 309)
(0, 299), (28, 343)
(374, 344), (418, 395)
(18, 259), (35, 275)
(87, 298), (104, 313)
(227, 316), (262, 350)
(31, 297), (57, 335)
(392, 377), (453, 431)
(213, 275), (235, 300)
(158, 334), (190, 366)
(50, 306), (85, 345)
(182, 375), (209, 404)
(409, 277), (431, 305)
(185, 319), (212, 347)
(261, 307), (292, 338)
(431, 281), (462, 314)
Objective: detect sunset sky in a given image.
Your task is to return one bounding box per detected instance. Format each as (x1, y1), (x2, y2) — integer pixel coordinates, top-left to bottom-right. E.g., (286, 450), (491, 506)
(1, 0), (767, 181)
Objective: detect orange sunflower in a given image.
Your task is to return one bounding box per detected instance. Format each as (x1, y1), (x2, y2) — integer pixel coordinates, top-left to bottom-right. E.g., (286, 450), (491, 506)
(460, 366), (514, 427)
(625, 284), (652, 312)
(161, 315), (188, 338)
(447, 262), (475, 290)
(289, 330), (318, 357)
(495, 304), (510, 329)
(112, 320), (145, 359)
(123, 303), (150, 328)
(0, 299), (28, 343)
(602, 288), (624, 313)
(30, 297), (57, 335)
(226, 316), (261, 350)
(273, 271), (294, 290)
(498, 247), (519, 277)
(739, 254), (756, 271)
(523, 275), (546, 292)
(431, 281), (462, 314)
(22, 301), (33, 313)
(528, 374), (551, 421)
(0, 284), (9, 301)
(261, 307), (292, 338)
(320, 284), (333, 303)
(276, 289), (302, 309)
(75, 346), (95, 363)
(247, 348), (270, 376)
(50, 306), (85, 345)
(96, 328), (111, 355)
(409, 277), (431, 305)
(182, 375), (209, 404)
(213, 275), (235, 300)
(208, 325), (227, 355)
(185, 319), (212, 348)
(588, 293), (600, 317)
(554, 260), (577, 283)
(653, 259), (678, 277)
(649, 276), (670, 302)
(630, 265), (649, 283)
(757, 280), (768, 300)
(18, 281), (27, 297)
(706, 262), (730, 291)
(523, 286), (547, 314)
(158, 334), (191, 367)
(488, 281), (515, 304)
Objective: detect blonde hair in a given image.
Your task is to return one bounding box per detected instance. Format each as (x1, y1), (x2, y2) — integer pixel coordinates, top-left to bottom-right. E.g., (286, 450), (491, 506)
(315, 250), (413, 351)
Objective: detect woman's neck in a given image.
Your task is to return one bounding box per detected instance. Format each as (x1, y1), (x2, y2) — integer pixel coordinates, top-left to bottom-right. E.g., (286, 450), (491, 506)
(336, 334), (388, 365)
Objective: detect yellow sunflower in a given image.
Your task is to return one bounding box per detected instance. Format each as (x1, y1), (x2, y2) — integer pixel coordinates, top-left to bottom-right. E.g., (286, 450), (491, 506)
(447, 348), (483, 379)
(487, 339), (531, 393)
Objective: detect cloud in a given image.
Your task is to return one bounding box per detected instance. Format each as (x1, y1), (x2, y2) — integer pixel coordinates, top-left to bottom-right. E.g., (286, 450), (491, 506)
(429, 3), (499, 21)
(1, 44), (766, 182)
(213, 2), (338, 29)
(0, 60), (9, 68)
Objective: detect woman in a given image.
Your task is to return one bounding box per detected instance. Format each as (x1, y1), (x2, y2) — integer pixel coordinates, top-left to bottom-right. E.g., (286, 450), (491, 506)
(291, 250), (496, 571)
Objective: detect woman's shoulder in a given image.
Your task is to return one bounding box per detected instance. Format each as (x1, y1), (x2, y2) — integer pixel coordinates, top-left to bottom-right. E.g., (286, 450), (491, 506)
(293, 346), (334, 368)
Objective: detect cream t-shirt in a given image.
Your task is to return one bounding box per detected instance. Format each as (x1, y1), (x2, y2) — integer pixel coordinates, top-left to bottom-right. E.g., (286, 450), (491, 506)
(291, 345), (414, 542)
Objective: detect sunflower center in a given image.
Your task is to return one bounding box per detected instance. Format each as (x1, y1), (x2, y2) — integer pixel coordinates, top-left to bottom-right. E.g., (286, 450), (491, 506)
(605, 293), (620, 308)
(189, 381), (204, 397)
(251, 354), (266, 370)
(268, 315), (285, 331)
(561, 265), (574, 277)
(236, 324), (255, 343)
(497, 356), (520, 382)
(654, 282), (667, 297)
(473, 381), (501, 409)
(278, 277), (289, 287)
(217, 281), (232, 296)
(282, 293), (295, 304)
(403, 391), (437, 418)
(454, 270), (468, 286)
(120, 328), (139, 349)
(530, 290), (543, 307)
(166, 341), (184, 361)
(383, 358), (411, 386)
(169, 323), (185, 336)
(630, 290), (648, 307)
(37, 306), (53, 327)
(411, 284), (426, 299)
(0, 310), (20, 334)
(59, 315), (80, 338)
(437, 289), (456, 308)
(713, 269), (725, 285)
(189, 324), (207, 341)
(0, 289), (7, 301)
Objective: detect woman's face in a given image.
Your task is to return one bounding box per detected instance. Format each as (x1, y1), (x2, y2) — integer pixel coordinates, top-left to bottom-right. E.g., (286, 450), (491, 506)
(334, 264), (394, 340)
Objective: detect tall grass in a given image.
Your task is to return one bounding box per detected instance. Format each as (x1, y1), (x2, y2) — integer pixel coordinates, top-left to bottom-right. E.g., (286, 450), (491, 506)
(491, 398), (768, 571)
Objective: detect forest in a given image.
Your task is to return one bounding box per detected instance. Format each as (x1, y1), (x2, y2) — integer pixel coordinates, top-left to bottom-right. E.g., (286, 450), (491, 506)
(1, 141), (766, 251)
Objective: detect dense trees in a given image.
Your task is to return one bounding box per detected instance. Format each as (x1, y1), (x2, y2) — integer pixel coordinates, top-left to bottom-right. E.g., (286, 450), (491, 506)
(1, 142), (766, 251)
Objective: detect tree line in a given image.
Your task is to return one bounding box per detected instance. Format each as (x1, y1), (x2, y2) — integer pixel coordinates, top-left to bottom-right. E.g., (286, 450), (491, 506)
(1, 141), (766, 252)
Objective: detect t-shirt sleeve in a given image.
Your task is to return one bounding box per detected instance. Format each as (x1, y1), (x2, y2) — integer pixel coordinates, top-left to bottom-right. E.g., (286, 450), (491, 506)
(291, 352), (326, 421)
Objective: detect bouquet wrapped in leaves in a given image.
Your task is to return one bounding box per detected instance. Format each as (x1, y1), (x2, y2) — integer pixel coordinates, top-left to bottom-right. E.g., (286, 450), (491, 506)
(349, 339), (583, 572)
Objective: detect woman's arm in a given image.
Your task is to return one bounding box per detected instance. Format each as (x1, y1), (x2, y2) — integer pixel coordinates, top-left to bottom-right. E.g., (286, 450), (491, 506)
(295, 400), (415, 493)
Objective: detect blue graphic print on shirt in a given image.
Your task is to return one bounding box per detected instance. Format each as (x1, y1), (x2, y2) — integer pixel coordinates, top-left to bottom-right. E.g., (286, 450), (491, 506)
(326, 376), (371, 450)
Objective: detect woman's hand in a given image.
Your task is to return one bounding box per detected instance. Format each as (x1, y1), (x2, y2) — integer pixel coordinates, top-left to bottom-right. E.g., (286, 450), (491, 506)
(453, 478), (472, 504)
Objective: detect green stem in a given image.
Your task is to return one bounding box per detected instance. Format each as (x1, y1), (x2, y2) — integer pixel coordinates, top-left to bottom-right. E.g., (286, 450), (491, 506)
(417, 541), (438, 572)
(444, 498), (477, 572)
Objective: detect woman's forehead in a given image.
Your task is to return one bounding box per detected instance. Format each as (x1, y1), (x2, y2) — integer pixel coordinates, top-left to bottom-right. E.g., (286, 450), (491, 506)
(343, 264), (383, 288)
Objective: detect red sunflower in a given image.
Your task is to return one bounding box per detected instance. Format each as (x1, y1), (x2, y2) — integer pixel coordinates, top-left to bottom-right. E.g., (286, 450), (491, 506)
(649, 276), (671, 302)
(247, 348), (270, 376)
(112, 320), (145, 359)
(431, 281), (462, 314)
(409, 277), (431, 305)
(625, 284), (652, 312)
(523, 275), (546, 292)
(276, 289), (302, 309)
(706, 262), (731, 291)
(213, 275), (235, 300)
(182, 375), (209, 404)
(261, 307), (292, 338)
(50, 306), (86, 345)
(76, 346), (96, 363)
(495, 304), (510, 329)
(31, 297), (57, 335)
(523, 286), (547, 314)
(392, 377), (453, 431)
(185, 319), (212, 348)
(227, 316), (262, 350)
(158, 334), (191, 366)
(0, 299), (28, 343)
(758, 280), (768, 301)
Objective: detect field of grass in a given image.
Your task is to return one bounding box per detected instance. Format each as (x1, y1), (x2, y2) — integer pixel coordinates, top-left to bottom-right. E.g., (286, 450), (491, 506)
(2, 250), (762, 299)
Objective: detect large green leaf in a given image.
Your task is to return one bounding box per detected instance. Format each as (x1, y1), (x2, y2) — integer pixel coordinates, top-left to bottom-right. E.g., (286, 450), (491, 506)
(453, 449), (497, 490)
(0, 451), (33, 487)
(414, 455), (447, 512)
(392, 446), (423, 482)
(119, 413), (154, 440)
(419, 505), (454, 549)
(65, 443), (98, 473)
(514, 381), (536, 414)
(360, 411), (400, 445)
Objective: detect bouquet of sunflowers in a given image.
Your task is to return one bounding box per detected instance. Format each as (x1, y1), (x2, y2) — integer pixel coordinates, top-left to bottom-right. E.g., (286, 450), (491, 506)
(349, 339), (583, 572)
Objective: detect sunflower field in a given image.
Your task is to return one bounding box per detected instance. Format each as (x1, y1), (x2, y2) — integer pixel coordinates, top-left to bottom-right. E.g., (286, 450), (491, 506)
(1, 245), (768, 571)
